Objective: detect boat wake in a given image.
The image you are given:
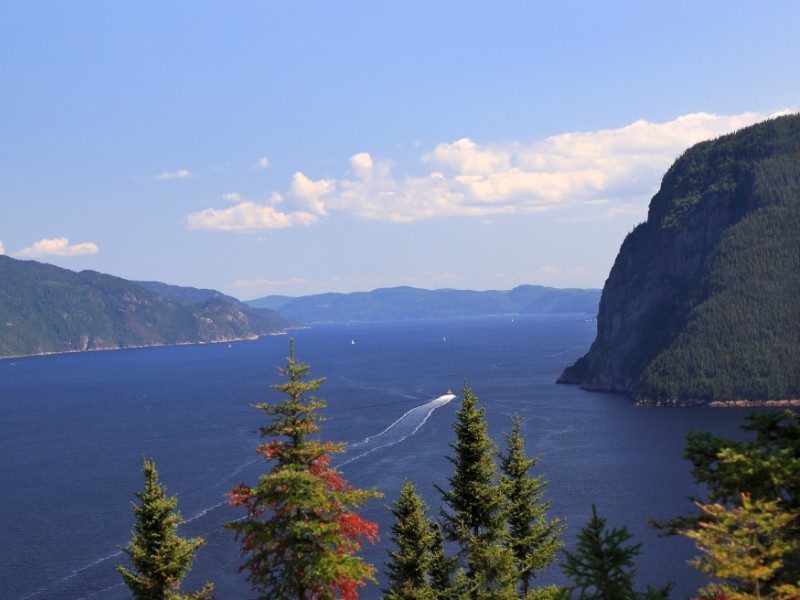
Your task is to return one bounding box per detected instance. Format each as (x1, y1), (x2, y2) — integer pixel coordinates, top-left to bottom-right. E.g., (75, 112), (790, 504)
(23, 395), (455, 599)
(337, 394), (456, 468)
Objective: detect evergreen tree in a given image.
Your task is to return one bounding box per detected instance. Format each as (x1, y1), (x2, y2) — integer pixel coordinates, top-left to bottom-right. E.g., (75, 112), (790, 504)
(560, 505), (670, 600)
(683, 494), (800, 600)
(499, 416), (564, 596)
(225, 341), (381, 600)
(660, 410), (800, 589)
(384, 480), (436, 599)
(117, 457), (213, 600)
(429, 523), (458, 600)
(436, 383), (516, 599)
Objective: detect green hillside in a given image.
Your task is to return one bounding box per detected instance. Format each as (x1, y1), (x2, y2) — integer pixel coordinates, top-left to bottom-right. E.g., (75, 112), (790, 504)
(560, 114), (800, 404)
(0, 256), (297, 358)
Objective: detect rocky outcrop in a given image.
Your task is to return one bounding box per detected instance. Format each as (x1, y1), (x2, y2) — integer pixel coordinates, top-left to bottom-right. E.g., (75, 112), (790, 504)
(559, 114), (800, 404)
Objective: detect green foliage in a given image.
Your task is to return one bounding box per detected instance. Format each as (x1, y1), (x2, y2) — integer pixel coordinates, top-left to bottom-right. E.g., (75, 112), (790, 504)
(117, 457), (212, 600)
(682, 411), (800, 511)
(639, 117), (800, 401)
(639, 200), (800, 401)
(0, 255), (294, 358)
(560, 505), (638, 599)
(560, 506), (670, 600)
(384, 480), (437, 600)
(683, 494), (800, 600)
(499, 416), (564, 596)
(662, 410), (800, 592)
(428, 523), (458, 600)
(436, 384), (517, 598)
(225, 341), (381, 600)
(562, 113), (800, 402)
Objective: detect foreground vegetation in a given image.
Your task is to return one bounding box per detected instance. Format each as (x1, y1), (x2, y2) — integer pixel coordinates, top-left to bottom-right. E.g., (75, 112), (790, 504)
(117, 344), (800, 598)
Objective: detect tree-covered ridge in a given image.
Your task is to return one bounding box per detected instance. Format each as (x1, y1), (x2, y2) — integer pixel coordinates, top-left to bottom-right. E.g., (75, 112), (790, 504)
(247, 285), (601, 323)
(560, 113), (800, 404)
(639, 201), (800, 401)
(0, 255), (297, 358)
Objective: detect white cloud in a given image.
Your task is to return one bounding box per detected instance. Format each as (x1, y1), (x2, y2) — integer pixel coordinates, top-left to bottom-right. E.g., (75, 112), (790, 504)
(252, 156), (270, 170)
(15, 237), (99, 258)
(222, 192), (242, 202)
(185, 110), (788, 231)
(350, 152), (374, 178)
(186, 201), (319, 232)
(154, 169), (191, 180)
(0, 241), (4, 255)
(423, 138), (511, 175)
(289, 172), (334, 215)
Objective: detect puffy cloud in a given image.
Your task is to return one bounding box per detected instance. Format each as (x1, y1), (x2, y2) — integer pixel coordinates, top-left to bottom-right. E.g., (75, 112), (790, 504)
(154, 169), (191, 180)
(289, 172), (334, 215)
(186, 201), (319, 232)
(16, 237), (99, 258)
(350, 152), (374, 178)
(423, 138), (511, 175)
(185, 110), (787, 231)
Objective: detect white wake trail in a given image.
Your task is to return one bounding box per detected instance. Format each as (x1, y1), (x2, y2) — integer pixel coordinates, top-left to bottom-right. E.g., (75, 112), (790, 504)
(337, 394), (456, 468)
(25, 394), (456, 599)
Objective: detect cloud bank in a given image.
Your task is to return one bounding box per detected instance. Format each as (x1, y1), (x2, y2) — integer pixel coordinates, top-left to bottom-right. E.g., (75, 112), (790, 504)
(186, 111), (787, 231)
(15, 237), (99, 258)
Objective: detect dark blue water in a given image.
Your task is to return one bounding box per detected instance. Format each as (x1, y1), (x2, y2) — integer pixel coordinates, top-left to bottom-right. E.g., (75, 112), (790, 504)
(1, 315), (755, 599)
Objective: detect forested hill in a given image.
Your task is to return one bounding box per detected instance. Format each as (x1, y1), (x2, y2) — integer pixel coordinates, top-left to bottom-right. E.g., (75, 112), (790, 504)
(246, 284), (601, 323)
(0, 256), (298, 358)
(559, 114), (800, 405)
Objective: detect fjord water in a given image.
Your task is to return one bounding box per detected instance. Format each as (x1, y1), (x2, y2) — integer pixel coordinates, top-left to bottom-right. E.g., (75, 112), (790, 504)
(1, 315), (754, 598)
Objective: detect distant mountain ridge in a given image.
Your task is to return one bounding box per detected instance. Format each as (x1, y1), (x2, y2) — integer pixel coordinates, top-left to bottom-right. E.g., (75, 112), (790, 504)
(559, 114), (800, 404)
(246, 285), (601, 323)
(0, 256), (298, 358)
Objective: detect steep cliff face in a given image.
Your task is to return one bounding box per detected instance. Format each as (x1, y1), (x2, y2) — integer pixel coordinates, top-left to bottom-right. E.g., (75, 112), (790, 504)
(559, 114), (800, 404)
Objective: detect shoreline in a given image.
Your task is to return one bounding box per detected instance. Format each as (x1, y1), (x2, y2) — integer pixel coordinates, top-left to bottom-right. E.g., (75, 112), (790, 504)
(0, 330), (295, 362)
(635, 398), (800, 408)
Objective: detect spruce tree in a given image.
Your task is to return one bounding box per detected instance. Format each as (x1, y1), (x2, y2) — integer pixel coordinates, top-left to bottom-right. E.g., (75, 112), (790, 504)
(429, 523), (458, 600)
(117, 457), (213, 600)
(499, 416), (564, 597)
(560, 505), (639, 599)
(436, 383), (516, 599)
(560, 505), (670, 600)
(225, 341), (381, 600)
(384, 480), (436, 599)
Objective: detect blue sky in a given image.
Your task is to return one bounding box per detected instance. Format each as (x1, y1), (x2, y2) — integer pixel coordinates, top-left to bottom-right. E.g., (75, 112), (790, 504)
(2, 2), (798, 298)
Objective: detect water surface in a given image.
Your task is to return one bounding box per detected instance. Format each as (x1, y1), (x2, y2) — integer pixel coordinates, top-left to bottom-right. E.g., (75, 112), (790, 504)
(1, 315), (754, 598)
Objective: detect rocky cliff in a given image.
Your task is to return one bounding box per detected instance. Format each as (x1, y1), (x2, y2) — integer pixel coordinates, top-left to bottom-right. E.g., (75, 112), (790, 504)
(559, 114), (800, 404)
